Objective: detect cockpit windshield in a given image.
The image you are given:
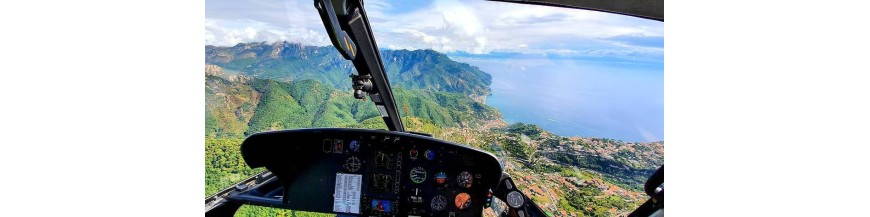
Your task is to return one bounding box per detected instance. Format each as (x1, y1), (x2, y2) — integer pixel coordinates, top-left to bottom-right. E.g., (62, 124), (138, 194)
(205, 1), (663, 216)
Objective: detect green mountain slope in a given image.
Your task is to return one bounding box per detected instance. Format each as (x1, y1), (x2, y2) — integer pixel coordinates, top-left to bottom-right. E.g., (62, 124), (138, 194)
(205, 42), (491, 96)
(393, 87), (500, 127)
(245, 79), (309, 134)
(206, 42), (353, 88)
(205, 65), (259, 138)
(205, 64), (499, 138)
(382, 49), (492, 96)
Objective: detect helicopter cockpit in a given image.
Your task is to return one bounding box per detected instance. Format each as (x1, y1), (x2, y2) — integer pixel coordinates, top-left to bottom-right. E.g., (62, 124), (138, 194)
(205, 1), (663, 217)
(209, 128), (525, 217)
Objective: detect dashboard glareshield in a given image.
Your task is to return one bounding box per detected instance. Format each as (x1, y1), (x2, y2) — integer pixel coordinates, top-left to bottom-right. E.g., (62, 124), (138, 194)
(240, 128), (503, 217)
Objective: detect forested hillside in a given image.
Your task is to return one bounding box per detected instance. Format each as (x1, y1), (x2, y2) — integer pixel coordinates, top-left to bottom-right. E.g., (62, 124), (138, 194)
(206, 42), (491, 97)
(205, 64), (500, 138)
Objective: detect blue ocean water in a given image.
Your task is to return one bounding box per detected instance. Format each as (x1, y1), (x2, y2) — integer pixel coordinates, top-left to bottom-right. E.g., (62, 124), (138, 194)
(459, 58), (664, 142)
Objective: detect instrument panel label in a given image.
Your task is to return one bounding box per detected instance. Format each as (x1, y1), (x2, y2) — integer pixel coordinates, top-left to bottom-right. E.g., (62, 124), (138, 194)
(333, 173), (362, 214)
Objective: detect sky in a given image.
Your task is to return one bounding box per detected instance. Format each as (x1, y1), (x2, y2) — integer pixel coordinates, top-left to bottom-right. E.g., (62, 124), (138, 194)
(205, 0), (663, 63)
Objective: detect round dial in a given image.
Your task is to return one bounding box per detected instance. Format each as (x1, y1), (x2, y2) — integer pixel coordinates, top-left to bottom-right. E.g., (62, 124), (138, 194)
(457, 171), (473, 188)
(374, 152), (390, 168)
(506, 191), (525, 209)
(349, 140), (360, 152)
(343, 156), (361, 172)
(431, 195), (448, 211)
(424, 150), (435, 160)
(434, 171), (448, 185)
(454, 192), (472, 210)
(410, 167), (427, 184)
(409, 149), (418, 160)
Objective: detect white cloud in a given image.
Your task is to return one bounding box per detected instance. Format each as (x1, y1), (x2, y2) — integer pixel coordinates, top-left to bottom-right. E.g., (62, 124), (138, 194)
(205, 0), (663, 59)
(204, 18), (330, 46)
(205, 0), (330, 46)
(363, 0), (663, 57)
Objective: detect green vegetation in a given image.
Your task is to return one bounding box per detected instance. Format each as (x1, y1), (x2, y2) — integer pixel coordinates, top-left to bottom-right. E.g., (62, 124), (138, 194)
(235, 206), (333, 217)
(206, 42), (492, 96)
(562, 185), (633, 217)
(245, 79), (309, 134)
(393, 87), (500, 127)
(559, 167), (598, 181)
(506, 122), (544, 138)
(205, 138), (264, 196)
(530, 162), (562, 173)
(550, 145), (655, 191)
(382, 49), (492, 96)
(205, 74), (259, 138)
(205, 43), (351, 88)
(500, 134), (535, 160)
(205, 68), (500, 138)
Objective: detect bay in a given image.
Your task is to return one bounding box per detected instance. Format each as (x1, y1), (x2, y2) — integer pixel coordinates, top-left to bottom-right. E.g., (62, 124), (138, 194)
(458, 57), (664, 142)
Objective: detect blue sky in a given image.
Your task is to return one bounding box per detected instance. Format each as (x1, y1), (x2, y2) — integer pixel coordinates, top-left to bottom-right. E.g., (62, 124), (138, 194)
(205, 0), (663, 63)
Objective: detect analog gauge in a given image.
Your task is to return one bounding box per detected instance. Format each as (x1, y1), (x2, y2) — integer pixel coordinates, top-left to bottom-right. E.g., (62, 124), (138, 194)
(410, 167), (427, 184)
(349, 140), (360, 152)
(373, 152), (392, 169)
(457, 171), (473, 188)
(409, 149), (418, 160)
(434, 172), (448, 185)
(425, 149), (435, 161)
(506, 191), (524, 209)
(343, 156), (361, 172)
(431, 195), (448, 211)
(454, 193), (472, 210)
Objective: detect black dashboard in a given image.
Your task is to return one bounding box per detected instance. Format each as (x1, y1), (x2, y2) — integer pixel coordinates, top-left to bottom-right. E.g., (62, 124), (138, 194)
(239, 128), (504, 217)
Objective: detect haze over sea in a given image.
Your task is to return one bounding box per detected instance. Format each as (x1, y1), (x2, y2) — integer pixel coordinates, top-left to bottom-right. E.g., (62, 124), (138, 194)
(457, 57), (663, 142)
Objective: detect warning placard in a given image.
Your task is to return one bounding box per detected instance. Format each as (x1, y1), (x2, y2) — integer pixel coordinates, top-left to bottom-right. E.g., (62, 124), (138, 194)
(333, 173), (362, 214)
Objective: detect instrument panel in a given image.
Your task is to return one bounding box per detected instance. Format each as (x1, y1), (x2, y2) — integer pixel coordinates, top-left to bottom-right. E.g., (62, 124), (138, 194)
(240, 128), (503, 217)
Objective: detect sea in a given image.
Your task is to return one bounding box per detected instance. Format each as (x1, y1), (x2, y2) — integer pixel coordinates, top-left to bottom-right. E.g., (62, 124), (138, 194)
(457, 57), (664, 142)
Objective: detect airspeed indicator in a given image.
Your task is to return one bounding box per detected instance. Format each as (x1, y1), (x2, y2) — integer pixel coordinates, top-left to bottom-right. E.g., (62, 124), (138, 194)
(410, 167), (426, 184)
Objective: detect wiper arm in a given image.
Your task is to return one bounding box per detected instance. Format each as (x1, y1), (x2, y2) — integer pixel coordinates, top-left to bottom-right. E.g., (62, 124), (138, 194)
(315, 0), (405, 132)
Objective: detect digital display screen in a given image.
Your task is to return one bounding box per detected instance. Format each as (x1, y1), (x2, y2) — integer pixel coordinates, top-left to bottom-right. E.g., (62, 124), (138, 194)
(369, 173), (393, 193)
(371, 199), (393, 213)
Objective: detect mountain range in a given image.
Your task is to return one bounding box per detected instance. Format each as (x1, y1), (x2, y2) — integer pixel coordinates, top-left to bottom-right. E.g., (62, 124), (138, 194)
(204, 44), (501, 138)
(206, 42), (492, 97)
